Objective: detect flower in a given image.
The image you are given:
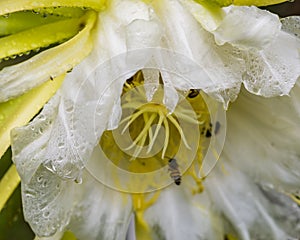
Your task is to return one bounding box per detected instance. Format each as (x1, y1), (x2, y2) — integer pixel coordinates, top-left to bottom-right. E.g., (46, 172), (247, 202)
(0, 0), (299, 239)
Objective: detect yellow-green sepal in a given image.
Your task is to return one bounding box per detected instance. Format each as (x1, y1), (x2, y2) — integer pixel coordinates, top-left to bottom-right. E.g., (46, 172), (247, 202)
(0, 8), (85, 37)
(61, 231), (78, 240)
(194, 0), (289, 7)
(232, 0), (289, 6)
(0, 17), (84, 60)
(0, 0), (107, 15)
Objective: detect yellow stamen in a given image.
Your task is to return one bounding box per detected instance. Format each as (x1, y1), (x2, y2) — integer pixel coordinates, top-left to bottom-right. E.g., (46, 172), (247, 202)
(98, 71), (215, 196)
(133, 192), (161, 238)
(289, 193), (300, 206)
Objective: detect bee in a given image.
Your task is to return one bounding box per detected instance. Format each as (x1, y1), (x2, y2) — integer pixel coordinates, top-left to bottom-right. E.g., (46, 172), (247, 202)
(201, 121), (221, 138)
(201, 122), (212, 138)
(188, 89), (200, 98)
(168, 158), (181, 185)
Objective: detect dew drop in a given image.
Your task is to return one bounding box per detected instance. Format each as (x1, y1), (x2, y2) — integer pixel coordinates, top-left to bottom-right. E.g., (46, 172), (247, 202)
(58, 142), (65, 148)
(37, 176), (43, 183)
(75, 176), (82, 184)
(42, 180), (48, 188)
(65, 105), (74, 113)
(39, 114), (46, 121)
(43, 211), (50, 218)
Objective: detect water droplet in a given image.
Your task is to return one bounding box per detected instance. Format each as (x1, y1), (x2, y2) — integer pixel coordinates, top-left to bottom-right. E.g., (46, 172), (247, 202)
(65, 105), (74, 113)
(75, 176), (82, 184)
(42, 180), (48, 188)
(39, 114), (46, 121)
(37, 176), (43, 182)
(58, 142), (64, 148)
(43, 211), (50, 218)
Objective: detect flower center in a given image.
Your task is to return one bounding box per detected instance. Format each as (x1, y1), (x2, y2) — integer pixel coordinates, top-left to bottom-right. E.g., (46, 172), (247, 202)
(97, 71), (217, 193)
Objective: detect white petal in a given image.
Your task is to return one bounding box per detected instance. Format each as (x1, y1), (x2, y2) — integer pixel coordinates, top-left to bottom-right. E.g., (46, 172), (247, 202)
(21, 165), (74, 237)
(144, 187), (224, 240)
(152, 0), (245, 105)
(223, 86), (300, 191)
(68, 170), (132, 240)
(11, 95), (61, 183)
(35, 231), (64, 240)
(12, 92), (86, 182)
(241, 31), (300, 97)
(281, 16), (300, 39)
(142, 69), (160, 102)
(206, 164), (295, 239)
(212, 6), (281, 49)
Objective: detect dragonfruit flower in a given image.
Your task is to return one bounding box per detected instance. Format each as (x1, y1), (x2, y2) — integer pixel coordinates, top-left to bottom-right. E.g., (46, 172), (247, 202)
(0, 0), (299, 239)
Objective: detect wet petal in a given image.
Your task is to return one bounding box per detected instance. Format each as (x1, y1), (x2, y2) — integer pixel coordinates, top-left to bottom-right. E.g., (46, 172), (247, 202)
(241, 31), (300, 97)
(152, 0), (245, 106)
(68, 171), (132, 240)
(143, 187), (224, 240)
(223, 86), (300, 191)
(21, 165), (74, 237)
(281, 16), (300, 39)
(212, 6), (281, 49)
(206, 164), (299, 239)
